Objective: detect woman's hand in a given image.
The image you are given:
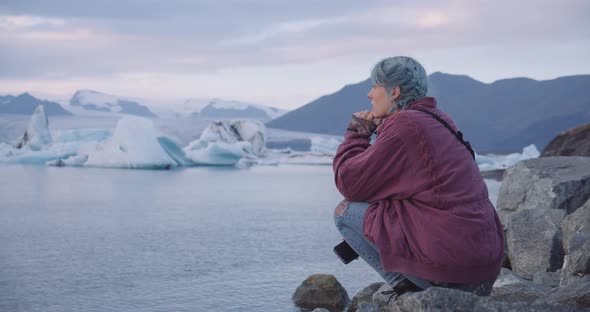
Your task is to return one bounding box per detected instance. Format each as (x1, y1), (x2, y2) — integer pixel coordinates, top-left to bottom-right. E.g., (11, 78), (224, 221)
(347, 110), (382, 137)
(353, 110), (383, 126)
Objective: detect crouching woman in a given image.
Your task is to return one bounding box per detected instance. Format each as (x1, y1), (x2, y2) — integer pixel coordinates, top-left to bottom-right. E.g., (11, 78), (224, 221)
(333, 56), (503, 299)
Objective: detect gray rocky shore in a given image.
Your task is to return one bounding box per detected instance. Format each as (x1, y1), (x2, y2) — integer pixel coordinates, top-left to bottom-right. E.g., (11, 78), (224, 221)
(293, 124), (590, 312)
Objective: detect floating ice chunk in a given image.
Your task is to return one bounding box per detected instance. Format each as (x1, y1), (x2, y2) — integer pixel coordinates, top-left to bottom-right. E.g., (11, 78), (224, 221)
(200, 121), (239, 143)
(16, 105), (53, 150)
(157, 136), (194, 166)
(52, 128), (112, 144)
(81, 116), (179, 169)
(47, 154), (88, 167)
(521, 144), (540, 159)
(0, 142), (13, 157)
(182, 119), (266, 166)
(199, 120), (266, 156)
(184, 141), (250, 166)
(477, 144), (540, 171)
(310, 136), (341, 154)
(230, 120), (266, 156)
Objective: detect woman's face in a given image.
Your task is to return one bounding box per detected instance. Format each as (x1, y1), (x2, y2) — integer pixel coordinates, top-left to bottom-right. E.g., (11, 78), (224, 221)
(368, 84), (395, 118)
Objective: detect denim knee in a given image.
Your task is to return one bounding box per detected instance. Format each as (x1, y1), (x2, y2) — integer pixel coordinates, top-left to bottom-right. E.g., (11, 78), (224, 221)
(334, 200), (349, 231)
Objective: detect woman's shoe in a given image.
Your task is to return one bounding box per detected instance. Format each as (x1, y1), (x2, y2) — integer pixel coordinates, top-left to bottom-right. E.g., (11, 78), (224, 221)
(381, 278), (424, 304)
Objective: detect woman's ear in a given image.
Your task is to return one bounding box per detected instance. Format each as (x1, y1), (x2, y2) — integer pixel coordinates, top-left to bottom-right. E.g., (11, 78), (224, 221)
(392, 86), (401, 100)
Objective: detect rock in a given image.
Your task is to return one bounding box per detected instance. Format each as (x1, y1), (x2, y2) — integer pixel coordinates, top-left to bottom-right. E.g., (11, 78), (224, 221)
(561, 198), (590, 282)
(292, 274), (349, 312)
(496, 157), (590, 226)
(347, 282), (384, 312)
(312, 309), (331, 312)
(533, 271), (561, 288)
(356, 302), (377, 312)
(541, 123), (590, 157)
(491, 268), (550, 303)
(536, 275), (590, 309)
(384, 287), (578, 312)
(372, 283), (396, 310)
(507, 208), (566, 279)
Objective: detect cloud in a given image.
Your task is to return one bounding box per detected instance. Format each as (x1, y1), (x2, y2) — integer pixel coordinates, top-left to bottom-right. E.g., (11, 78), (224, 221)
(0, 0), (589, 108)
(0, 15), (64, 30)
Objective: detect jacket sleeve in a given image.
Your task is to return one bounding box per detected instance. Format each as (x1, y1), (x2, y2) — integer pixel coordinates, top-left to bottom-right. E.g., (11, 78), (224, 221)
(333, 128), (410, 202)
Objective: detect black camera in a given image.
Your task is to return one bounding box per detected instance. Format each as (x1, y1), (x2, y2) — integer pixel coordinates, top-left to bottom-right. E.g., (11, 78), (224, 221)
(333, 240), (359, 264)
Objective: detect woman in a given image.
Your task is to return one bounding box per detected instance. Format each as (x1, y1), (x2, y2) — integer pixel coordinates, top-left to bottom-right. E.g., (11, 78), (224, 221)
(333, 56), (503, 299)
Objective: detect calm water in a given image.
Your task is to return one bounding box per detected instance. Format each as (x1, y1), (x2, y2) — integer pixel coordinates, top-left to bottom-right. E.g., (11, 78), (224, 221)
(0, 165), (382, 312)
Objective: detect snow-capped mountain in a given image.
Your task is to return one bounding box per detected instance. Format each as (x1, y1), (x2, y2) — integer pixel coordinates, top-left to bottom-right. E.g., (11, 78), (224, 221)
(0, 93), (72, 116)
(163, 98), (288, 121)
(69, 90), (157, 118)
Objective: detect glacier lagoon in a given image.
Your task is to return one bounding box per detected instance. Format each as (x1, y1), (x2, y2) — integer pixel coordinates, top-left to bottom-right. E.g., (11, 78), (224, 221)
(0, 111), (537, 311)
(1, 164), (388, 312)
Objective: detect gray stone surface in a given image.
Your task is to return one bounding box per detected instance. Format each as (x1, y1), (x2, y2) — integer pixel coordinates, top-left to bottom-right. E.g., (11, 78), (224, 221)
(355, 302), (377, 312)
(533, 271), (561, 288)
(292, 274), (349, 312)
(496, 157), (590, 226)
(311, 309), (331, 312)
(347, 282), (384, 312)
(492, 268), (550, 303)
(372, 284), (395, 310)
(536, 275), (590, 309)
(561, 198), (590, 281)
(507, 208), (566, 279)
(383, 287), (579, 312)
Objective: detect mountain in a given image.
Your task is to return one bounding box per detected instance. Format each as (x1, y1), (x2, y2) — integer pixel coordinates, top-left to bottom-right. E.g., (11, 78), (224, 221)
(266, 73), (590, 152)
(161, 98), (288, 121)
(0, 93), (73, 116)
(266, 79), (372, 135)
(69, 90), (157, 118)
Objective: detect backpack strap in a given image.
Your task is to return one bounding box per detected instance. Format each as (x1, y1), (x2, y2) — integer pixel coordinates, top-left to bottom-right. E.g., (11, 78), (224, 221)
(412, 109), (476, 160)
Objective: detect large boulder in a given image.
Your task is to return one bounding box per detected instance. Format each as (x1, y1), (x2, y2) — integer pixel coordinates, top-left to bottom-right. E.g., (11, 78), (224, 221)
(507, 208), (566, 279)
(496, 157), (590, 278)
(541, 123), (590, 157)
(561, 198), (590, 283)
(491, 268), (550, 303)
(382, 287), (578, 312)
(292, 274), (349, 312)
(347, 282), (384, 312)
(497, 157), (590, 226)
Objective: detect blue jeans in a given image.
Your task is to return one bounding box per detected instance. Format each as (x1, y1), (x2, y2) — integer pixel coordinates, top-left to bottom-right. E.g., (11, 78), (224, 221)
(334, 201), (431, 289)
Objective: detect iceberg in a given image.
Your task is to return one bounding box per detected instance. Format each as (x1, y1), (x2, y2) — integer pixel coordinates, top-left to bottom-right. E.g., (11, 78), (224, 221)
(77, 116), (181, 169)
(16, 105), (53, 150)
(310, 136), (341, 154)
(476, 144), (540, 171)
(183, 120), (266, 166)
(185, 140), (250, 166)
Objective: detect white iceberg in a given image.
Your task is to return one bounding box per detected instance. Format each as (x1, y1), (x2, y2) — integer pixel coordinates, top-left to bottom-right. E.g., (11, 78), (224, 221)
(477, 144), (540, 171)
(76, 116), (181, 169)
(16, 105), (53, 151)
(183, 120), (266, 166)
(310, 136), (341, 154)
(185, 140), (250, 166)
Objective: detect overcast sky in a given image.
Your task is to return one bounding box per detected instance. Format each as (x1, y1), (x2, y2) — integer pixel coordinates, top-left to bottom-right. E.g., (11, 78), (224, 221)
(1, 0), (589, 109)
